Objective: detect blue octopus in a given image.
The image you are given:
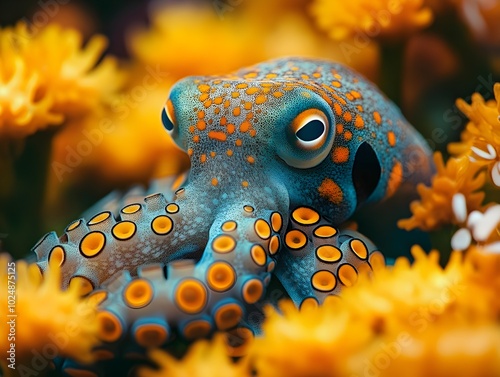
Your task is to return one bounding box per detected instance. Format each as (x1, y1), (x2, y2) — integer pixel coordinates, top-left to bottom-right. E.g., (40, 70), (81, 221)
(32, 57), (433, 375)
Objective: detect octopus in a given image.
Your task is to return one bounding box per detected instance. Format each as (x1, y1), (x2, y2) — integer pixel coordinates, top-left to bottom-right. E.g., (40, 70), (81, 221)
(31, 58), (433, 375)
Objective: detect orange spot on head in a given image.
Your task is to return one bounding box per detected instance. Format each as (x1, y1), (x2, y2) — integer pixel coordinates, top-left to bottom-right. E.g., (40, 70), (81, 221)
(197, 111), (205, 119)
(208, 131), (227, 142)
(220, 117), (227, 126)
(227, 124), (235, 134)
(244, 102), (252, 110)
(346, 93), (354, 101)
(266, 73), (277, 79)
(334, 73), (342, 80)
(332, 146), (350, 164)
(273, 91), (283, 98)
(211, 177), (219, 186)
(387, 131), (396, 147)
(189, 125), (195, 133)
(246, 87), (260, 95)
(336, 124), (344, 134)
(235, 139), (242, 146)
(334, 103), (342, 116)
(354, 115), (364, 129)
(239, 120), (251, 133)
(200, 154), (207, 163)
(214, 97), (223, 105)
(255, 95), (267, 104)
(246, 156), (255, 164)
(301, 74), (310, 80)
(199, 93), (209, 101)
(244, 72), (258, 79)
(242, 181), (249, 187)
(193, 135), (200, 143)
(331, 81), (342, 88)
(386, 161), (403, 197)
(357, 105), (364, 112)
(231, 92), (240, 98)
(198, 84), (210, 93)
(233, 107), (241, 116)
(249, 129), (256, 137)
(188, 148), (193, 156)
(313, 72), (322, 78)
(373, 111), (382, 125)
(226, 149), (233, 156)
(236, 83), (248, 89)
(343, 112), (352, 122)
(318, 178), (343, 204)
(351, 90), (362, 99)
(224, 100), (231, 108)
(344, 131), (352, 141)
(215, 108), (220, 114)
(203, 99), (212, 108)
(197, 120), (206, 130)
(210, 151), (216, 158)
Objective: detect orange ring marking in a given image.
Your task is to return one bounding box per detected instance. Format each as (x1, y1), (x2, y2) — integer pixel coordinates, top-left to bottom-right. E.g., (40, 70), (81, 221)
(212, 235), (236, 253)
(250, 245), (267, 266)
(311, 270), (336, 292)
(207, 262), (236, 292)
(80, 232), (106, 258)
(175, 279), (207, 314)
(242, 279), (263, 304)
(215, 303), (243, 330)
(316, 245), (342, 263)
(97, 311), (122, 342)
(124, 279), (154, 309)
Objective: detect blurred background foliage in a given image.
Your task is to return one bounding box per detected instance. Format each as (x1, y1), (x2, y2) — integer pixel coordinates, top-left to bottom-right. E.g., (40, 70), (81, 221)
(0, 0), (499, 259)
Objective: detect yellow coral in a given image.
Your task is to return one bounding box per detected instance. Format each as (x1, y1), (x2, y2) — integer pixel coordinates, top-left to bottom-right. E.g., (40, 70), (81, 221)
(138, 335), (250, 377)
(252, 247), (500, 377)
(310, 0), (433, 41)
(0, 22), (124, 138)
(252, 299), (372, 377)
(0, 254), (99, 376)
(398, 152), (485, 231)
(449, 83), (500, 188)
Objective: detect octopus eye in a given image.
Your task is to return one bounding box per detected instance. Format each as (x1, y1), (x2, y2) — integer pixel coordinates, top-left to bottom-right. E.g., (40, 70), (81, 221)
(161, 99), (176, 132)
(293, 109), (329, 150)
(278, 108), (334, 169)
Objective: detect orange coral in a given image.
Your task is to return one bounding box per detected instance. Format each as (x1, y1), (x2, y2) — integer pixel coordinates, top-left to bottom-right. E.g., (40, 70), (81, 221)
(449, 83), (500, 188)
(398, 152), (485, 231)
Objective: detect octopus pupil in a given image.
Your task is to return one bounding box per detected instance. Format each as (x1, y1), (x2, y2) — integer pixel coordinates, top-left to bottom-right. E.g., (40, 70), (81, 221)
(162, 108), (174, 131)
(296, 120), (324, 142)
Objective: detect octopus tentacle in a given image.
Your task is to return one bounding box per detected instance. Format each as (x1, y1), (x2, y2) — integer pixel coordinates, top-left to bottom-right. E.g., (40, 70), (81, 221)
(32, 191), (210, 292)
(69, 208), (284, 358)
(275, 206), (385, 306)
